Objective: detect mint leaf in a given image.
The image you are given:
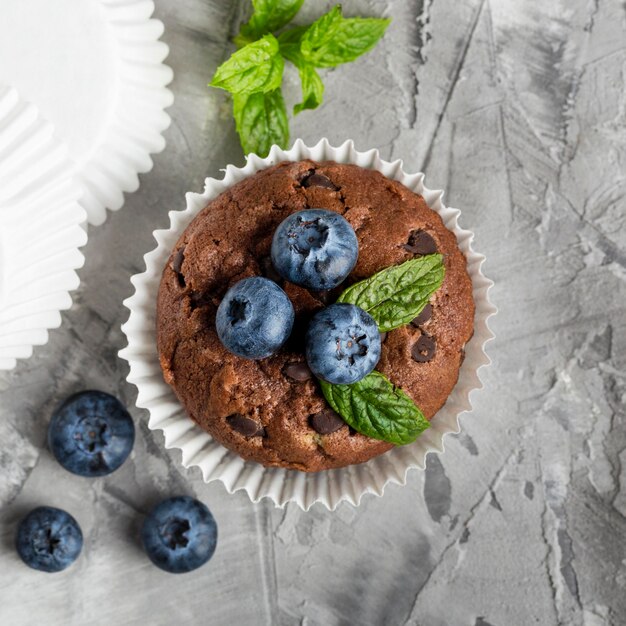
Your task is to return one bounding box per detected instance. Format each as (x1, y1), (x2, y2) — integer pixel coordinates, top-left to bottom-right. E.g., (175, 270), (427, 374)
(232, 33), (256, 50)
(298, 5), (342, 64)
(277, 25), (308, 63)
(238, 0), (305, 45)
(278, 29), (324, 115)
(210, 35), (284, 95)
(320, 372), (429, 445)
(209, 2), (390, 158)
(233, 89), (289, 157)
(293, 63), (324, 114)
(337, 255), (445, 332)
(301, 6), (390, 68)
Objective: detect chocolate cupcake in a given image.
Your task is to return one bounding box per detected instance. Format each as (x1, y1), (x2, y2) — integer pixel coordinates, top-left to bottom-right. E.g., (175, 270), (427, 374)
(121, 140), (495, 509)
(156, 159), (474, 471)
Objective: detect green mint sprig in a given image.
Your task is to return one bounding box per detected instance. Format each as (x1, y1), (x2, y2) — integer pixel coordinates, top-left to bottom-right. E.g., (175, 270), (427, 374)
(320, 373), (430, 446)
(319, 254), (446, 445)
(234, 0), (306, 47)
(210, 34), (284, 95)
(210, 1), (390, 157)
(337, 254), (445, 332)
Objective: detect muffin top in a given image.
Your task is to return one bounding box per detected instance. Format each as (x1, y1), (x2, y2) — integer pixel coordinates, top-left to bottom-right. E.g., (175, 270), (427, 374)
(156, 160), (474, 471)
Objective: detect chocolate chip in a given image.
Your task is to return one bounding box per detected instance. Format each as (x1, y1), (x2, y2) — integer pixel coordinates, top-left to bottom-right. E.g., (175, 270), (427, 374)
(260, 256), (283, 283)
(412, 334), (436, 363)
(282, 315), (310, 352)
(313, 289), (334, 304)
(379, 331), (387, 342)
(403, 230), (437, 255)
(311, 286), (344, 304)
(171, 248), (185, 272)
(411, 303), (433, 327)
(301, 172), (339, 191)
(309, 409), (345, 434)
(226, 414), (265, 437)
(282, 362), (313, 381)
(171, 249), (186, 287)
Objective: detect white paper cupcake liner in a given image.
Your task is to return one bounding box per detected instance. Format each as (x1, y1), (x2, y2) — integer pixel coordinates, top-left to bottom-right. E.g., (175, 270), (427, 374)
(0, 85), (87, 370)
(0, 0), (173, 226)
(120, 139), (496, 510)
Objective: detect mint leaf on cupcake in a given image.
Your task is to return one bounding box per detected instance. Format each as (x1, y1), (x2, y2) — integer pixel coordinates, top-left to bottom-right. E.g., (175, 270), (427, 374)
(337, 255), (445, 332)
(210, 2), (390, 156)
(320, 372), (430, 446)
(315, 255), (445, 444)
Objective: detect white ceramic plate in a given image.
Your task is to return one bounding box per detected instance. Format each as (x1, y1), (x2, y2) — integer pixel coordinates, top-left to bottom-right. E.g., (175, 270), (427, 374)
(0, 0), (173, 226)
(120, 139), (496, 510)
(0, 86), (87, 370)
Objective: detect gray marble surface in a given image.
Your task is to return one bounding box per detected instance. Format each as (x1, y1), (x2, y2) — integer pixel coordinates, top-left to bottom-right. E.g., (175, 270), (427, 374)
(1, 0), (625, 624)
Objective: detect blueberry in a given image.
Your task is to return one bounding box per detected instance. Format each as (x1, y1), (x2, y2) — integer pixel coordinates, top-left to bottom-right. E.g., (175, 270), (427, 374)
(16, 506), (83, 573)
(48, 390), (135, 477)
(271, 209), (358, 290)
(306, 303), (381, 384)
(141, 496), (218, 574)
(216, 277), (294, 359)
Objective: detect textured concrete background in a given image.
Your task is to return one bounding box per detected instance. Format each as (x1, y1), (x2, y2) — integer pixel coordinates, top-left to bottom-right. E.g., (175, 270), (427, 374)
(1, 0), (625, 624)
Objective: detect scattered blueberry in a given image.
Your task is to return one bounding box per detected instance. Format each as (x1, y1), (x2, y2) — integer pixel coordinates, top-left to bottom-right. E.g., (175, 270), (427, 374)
(16, 506), (83, 573)
(216, 277), (294, 359)
(306, 303), (381, 384)
(271, 209), (358, 290)
(141, 496), (218, 574)
(48, 390), (135, 477)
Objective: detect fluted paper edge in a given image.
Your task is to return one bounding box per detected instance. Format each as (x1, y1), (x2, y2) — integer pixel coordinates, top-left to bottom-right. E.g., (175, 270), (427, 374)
(120, 138), (497, 510)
